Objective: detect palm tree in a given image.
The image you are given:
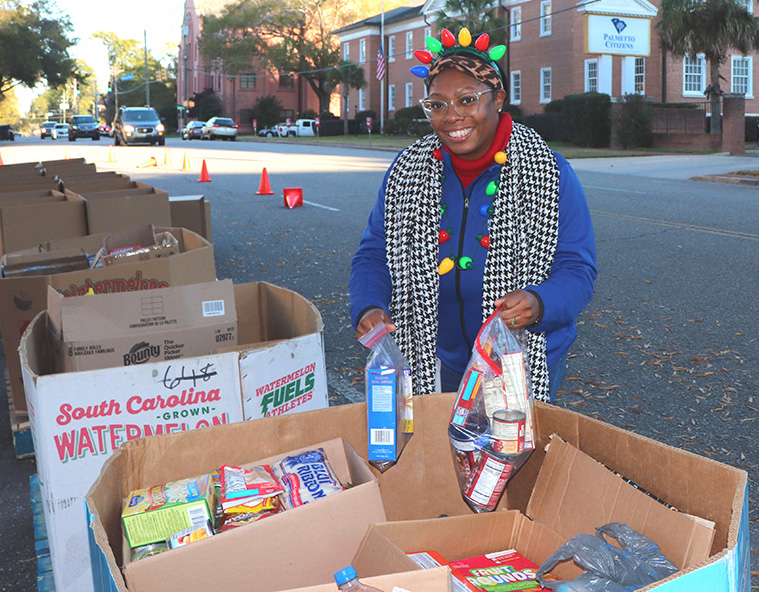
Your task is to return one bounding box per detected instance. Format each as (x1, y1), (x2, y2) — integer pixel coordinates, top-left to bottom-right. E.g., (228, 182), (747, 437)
(435, 0), (509, 46)
(657, 0), (759, 133)
(326, 60), (367, 135)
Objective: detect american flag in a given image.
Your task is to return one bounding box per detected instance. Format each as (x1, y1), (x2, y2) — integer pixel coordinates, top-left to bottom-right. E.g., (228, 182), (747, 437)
(376, 45), (386, 80)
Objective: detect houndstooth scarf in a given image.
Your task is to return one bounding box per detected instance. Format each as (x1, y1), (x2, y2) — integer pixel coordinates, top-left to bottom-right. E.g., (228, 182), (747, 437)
(384, 123), (560, 402)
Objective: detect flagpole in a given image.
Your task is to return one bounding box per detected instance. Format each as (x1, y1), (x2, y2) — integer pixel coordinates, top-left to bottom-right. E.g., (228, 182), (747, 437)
(380, 0), (385, 134)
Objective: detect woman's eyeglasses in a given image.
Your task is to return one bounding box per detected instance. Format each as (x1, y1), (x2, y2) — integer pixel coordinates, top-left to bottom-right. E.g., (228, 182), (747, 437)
(419, 88), (496, 121)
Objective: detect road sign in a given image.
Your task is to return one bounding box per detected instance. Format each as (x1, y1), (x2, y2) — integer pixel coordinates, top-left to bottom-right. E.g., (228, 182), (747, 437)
(120, 74), (135, 81)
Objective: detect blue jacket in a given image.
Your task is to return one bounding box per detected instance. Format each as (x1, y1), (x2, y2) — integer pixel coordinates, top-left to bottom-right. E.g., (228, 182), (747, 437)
(350, 150), (597, 374)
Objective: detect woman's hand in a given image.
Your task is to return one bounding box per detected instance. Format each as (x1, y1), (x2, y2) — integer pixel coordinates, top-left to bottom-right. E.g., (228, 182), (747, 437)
(495, 290), (539, 330)
(356, 308), (397, 339)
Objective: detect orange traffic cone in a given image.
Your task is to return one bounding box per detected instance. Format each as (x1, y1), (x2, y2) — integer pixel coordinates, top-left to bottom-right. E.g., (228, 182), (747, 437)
(107, 145), (116, 163)
(137, 156), (158, 168)
(162, 148), (171, 167)
(198, 159), (211, 182)
(283, 187), (303, 209)
(181, 152), (191, 171)
(0, 152), (4, 166)
(256, 167), (274, 195)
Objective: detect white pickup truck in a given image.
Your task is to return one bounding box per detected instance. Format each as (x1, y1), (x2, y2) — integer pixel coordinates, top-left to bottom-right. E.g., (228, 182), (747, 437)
(276, 119), (317, 137)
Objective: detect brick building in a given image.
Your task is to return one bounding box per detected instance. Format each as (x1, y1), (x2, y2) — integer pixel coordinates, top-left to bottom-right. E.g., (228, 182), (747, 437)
(333, 0), (759, 124)
(177, 0), (323, 133)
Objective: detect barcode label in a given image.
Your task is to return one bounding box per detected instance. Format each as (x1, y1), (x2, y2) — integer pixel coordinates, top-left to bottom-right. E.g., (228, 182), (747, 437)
(202, 300), (225, 317)
(187, 504), (207, 526)
(370, 428), (395, 445)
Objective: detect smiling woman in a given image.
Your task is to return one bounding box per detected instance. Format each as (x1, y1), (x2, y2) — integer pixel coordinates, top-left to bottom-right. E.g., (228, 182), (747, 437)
(349, 28), (598, 404)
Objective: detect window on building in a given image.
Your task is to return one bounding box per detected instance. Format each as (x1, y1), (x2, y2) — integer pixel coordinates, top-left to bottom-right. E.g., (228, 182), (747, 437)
(359, 39), (366, 63)
(359, 88), (366, 111)
(511, 7), (522, 41)
(424, 26), (431, 40)
(343, 42), (349, 61)
(731, 55), (753, 97)
(388, 35), (396, 62)
(683, 54), (706, 95)
(737, 0), (752, 12)
(406, 31), (414, 59)
(279, 73), (295, 90)
(405, 82), (413, 107)
(240, 75), (256, 90)
(540, 68), (552, 103)
(389, 84), (396, 111)
(634, 57), (645, 94)
(585, 59), (598, 93)
(540, 1), (552, 36)
(511, 70), (521, 104)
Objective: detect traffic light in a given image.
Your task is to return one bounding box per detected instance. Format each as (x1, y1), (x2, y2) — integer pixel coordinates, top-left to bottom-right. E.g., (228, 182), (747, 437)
(107, 80), (113, 93)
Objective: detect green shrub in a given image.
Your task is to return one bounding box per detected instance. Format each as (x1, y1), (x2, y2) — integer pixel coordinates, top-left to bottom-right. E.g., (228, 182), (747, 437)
(522, 113), (568, 142)
(355, 110), (377, 133)
(544, 99), (564, 113)
(614, 94), (653, 149)
(502, 104), (522, 122)
(745, 116), (759, 142)
(563, 92), (611, 147)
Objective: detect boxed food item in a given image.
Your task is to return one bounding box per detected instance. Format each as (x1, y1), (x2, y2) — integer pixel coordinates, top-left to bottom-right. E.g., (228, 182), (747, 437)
(1, 248), (90, 278)
(122, 473), (215, 548)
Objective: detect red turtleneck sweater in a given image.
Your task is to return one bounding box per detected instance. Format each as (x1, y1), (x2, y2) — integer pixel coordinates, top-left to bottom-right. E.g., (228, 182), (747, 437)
(446, 113), (513, 189)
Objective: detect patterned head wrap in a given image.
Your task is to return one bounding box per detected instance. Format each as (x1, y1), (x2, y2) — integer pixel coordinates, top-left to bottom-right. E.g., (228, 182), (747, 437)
(426, 50), (504, 90)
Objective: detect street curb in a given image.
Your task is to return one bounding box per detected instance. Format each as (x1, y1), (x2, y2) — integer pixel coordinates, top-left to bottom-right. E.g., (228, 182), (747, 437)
(691, 174), (759, 186)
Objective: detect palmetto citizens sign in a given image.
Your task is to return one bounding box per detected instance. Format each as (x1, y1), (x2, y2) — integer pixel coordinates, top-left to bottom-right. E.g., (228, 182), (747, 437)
(585, 14), (651, 56)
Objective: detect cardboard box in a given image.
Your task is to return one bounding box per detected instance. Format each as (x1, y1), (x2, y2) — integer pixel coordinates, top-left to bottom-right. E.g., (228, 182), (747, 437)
(274, 566), (453, 592)
(58, 173), (132, 194)
(350, 435), (718, 588)
(1, 248), (90, 278)
(85, 393), (750, 592)
(85, 435), (385, 592)
(169, 195), (212, 241)
(76, 183), (171, 234)
(0, 192), (87, 256)
(0, 158), (83, 178)
(0, 189), (68, 204)
(0, 178), (62, 193)
(48, 279), (238, 372)
(20, 280), (328, 592)
(97, 225), (179, 267)
(1, 227), (216, 411)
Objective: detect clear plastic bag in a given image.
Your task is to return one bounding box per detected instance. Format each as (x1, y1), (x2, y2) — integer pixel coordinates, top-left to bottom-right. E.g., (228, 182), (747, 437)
(359, 323), (413, 472)
(448, 308), (536, 513)
(536, 522), (679, 592)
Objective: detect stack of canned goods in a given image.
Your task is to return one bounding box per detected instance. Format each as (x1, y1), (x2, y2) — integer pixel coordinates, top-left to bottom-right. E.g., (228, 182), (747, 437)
(449, 409), (529, 513)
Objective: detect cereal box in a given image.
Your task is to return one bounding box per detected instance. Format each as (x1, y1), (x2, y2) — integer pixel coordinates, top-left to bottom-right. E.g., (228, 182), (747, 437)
(122, 474), (215, 548)
(449, 549), (549, 592)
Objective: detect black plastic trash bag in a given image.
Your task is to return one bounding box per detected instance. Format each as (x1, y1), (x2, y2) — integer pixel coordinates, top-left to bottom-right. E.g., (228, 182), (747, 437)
(536, 522), (679, 592)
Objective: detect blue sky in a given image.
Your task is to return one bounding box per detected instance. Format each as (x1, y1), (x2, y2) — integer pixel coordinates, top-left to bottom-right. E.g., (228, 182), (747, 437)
(19, 0), (186, 110)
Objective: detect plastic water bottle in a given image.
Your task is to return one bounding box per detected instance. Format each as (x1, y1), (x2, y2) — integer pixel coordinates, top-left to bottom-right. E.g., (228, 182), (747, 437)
(334, 566), (383, 591)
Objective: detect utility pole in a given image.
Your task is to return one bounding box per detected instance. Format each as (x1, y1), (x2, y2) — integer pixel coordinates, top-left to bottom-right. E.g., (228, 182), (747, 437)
(144, 30), (151, 107)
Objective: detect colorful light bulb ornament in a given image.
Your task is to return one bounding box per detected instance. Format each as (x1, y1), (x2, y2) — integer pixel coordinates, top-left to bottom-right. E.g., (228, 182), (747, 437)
(412, 29), (507, 88)
(441, 29), (456, 47)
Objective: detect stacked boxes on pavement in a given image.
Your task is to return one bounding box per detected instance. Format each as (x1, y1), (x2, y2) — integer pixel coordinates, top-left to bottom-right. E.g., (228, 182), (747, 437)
(1, 158), (751, 592)
(0, 158), (329, 592)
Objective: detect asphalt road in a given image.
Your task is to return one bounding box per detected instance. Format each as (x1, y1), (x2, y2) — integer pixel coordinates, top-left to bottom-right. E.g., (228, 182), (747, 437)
(0, 136), (757, 590)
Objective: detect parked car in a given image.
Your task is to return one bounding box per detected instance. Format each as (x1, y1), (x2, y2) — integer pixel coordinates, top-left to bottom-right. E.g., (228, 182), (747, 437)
(182, 121), (204, 140)
(113, 107), (165, 146)
(276, 119), (316, 137)
(201, 117), (237, 141)
(40, 121), (57, 139)
(51, 123), (69, 140)
(98, 124), (111, 137)
(68, 114), (100, 141)
(0, 124), (14, 141)
(257, 125), (280, 138)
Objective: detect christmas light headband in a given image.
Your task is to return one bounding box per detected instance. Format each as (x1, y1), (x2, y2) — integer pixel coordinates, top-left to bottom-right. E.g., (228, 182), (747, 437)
(411, 28), (507, 88)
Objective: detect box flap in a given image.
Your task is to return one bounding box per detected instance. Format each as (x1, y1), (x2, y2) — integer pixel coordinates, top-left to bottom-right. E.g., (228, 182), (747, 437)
(526, 435), (714, 570)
